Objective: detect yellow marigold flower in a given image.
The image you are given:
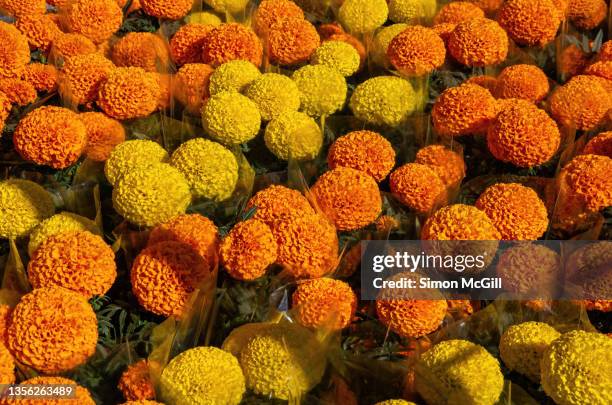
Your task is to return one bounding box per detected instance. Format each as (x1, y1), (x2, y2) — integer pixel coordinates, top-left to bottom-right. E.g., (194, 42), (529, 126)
(169, 138), (239, 201)
(432, 83), (496, 136)
(13, 106), (87, 169)
(60, 53), (115, 105)
(80, 112), (126, 162)
(311, 167), (382, 231)
(568, 0), (607, 30)
(561, 154), (612, 212)
(202, 91), (261, 144)
(311, 41), (360, 77)
(169, 23), (213, 66)
(12, 376), (95, 404)
(105, 139), (169, 186)
(434, 1), (484, 24)
(113, 163), (191, 227)
(245, 185), (314, 228)
(0, 179), (54, 239)
(349, 76), (416, 127)
(487, 102), (561, 167)
(174, 63), (214, 114)
(264, 111), (322, 161)
(389, 0), (436, 23)
(292, 278), (356, 330)
(585, 60), (612, 80)
(267, 18), (320, 66)
(221, 219), (277, 281)
(252, 0), (304, 36)
(161, 347), (244, 404)
(498, 0), (560, 47)
(49, 33), (97, 62)
(97, 67), (161, 120)
(28, 211), (100, 256)
(583, 131), (612, 157)
(415, 340), (504, 405)
(541, 330), (611, 405)
(15, 14), (61, 52)
(327, 130), (395, 182)
(372, 23), (408, 65)
(245, 73), (300, 121)
(8, 287), (97, 374)
(387, 25), (446, 76)
(61, 0), (123, 45)
(141, 0), (192, 19)
(186, 11), (222, 25)
(0, 78), (36, 106)
(0, 342), (14, 385)
(415, 144), (465, 187)
(118, 360), (155, 401)
(390, 163), (446, 213)
(448, 17), (508, 67)
(292, 65), (346, 117)
(375, 401), (416, 405)
(22, 63), (58, 93)
(202, 23), (263, 67)
(494, 64), (550, 103)
(339, 0), (389, 34)
(111, 32), (169, 73)
(0, 21), (30, 79)
(0, 0), (45, 17)
(208, 60), (261, 95)
(325, 32), (367, 66)
(422, 204), (501, 240)
(204, 0), (249, 13)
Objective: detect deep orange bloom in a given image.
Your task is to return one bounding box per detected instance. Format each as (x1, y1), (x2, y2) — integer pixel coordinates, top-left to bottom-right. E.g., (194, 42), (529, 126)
(112, 32), (170, 72)
(432, 22), (457, 44)
(60, 53), (115, 105)
(561, 154), (612, 212)
(415, 144), (466, 187)
(432, 83), (497, 136)
(0, 305), (11, 347)
(97, 67), (161, 120)
(80, 112), (126, 161)
(448, 18), (508, 67)
(465, 74), (498, 93)
(11, 376), (95, 404)
(292, 278), (357, 330)
(0, 0), (45, 17)
(141, 0), (193, 19)
(245, 185), (315, 229)
(597, 40), (612, 61)
(252, 0), (305, 35)
(61, 0), (123, 44)
(434, 2), (485, 24)
(174, 63), (215, 114)
(376, 297), (448, 338)
(15, 14), (62, 52)
(568, 0), (607, 30)
(421, 204), (501, 240)
(0, 21), (30, 79)
(267, 18), (320, 66)
(387, 26), (446, 76)
(118, 360), (156, 401)
(50, 33), (97, 62)
(202, 23), (263, 67)
(169, 23), (214, 66)
(0, 342), (14, 385)
(585, 60), (612, 81)
(0, 78), (36, 106)
(558, 44), (588, 79)
(582, 131), (612, 157)
(494, 64), (550, 103)
(0, 91), (9, 128)
(22, 63), (58, 93)
(390, 163), (447, 213)
(498, 0), (561, 47)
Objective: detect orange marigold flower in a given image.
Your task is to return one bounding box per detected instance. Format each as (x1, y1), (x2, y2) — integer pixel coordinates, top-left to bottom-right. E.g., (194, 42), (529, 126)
(0, 21), (30, 79)
(152, 72), (172, 109)
(61, 0), (123, 44)
(559, 45), (589, 80)
(131, 241), (213, 317)
(267, 18), (320, 66)
(202, 23), (263, 67)
(169, 23), (214, 66)
(311, 167), (382, 231)
(325, 33), (366, 66)
(319, 22), (345, 38)
(118, 360), (156, 401)
(272, 213), (338, 279)
(466, 0), (503, 13)
(141, 0), (193, 19)
(432, 83), (497, 137)
(0, 78), (36, 106)
(12, 376), (95, 404)
(97, 67), (161, 120)
(220, 219), (277, 281)
(253, 0), (304, 36)
(49, 33), (97, 62)
(566, 241), (612, 312)
(112, 32), (170, 73)
(434, 2), (485, 24)
(446, 299), (475, 320)
(13, 106), (87, 169)
(292, 278), (356, 330)
(583, 131), (612, 157)
(494, 64), (549, 103)
(584, 60), (612, 81)
(597, 40), (612, 61)
(415, 144), (466, 187)
(22, 63), (58, 93)
(448, 17), (508, 67)
(0, 91), (9, 128)
(568, 0), (607, 30)
(476, 183), (549, 240)
(15, 14), (62, 52)
(465, 74), (497, 93)
(422, 204), (501, 240)
(0, 342), (14, 385)
(487, 102), (560, 167)
(387, 26), (446, 77)
(432, 22), (456, 44)
(327, 130), (396, 182)
(0, 0), (45, 17)
(498, 0), (561, 47)
(174, 63), (214, 114)
(0, 305), (11, 347)
(28, 230), (116, 298)
(80, 112), (126, 162)
(245, 185), (314, 228)
(390, 163), (447, 213)
(8, 287), (98, 374)
(60, 53), (115, 105)
(560, 154), (612, 212)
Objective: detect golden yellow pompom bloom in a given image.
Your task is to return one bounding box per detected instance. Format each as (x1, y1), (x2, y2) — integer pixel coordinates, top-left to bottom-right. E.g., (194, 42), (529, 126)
(0, 179), (54, 239)
(204, 0), (249, 13)
(80, 112), (126, 162)
(118, 360), (155, 401)
(585, 60), (612, 80)
(311, 167), (382, 231)
(487, 103), (561, 167)
(264, 111), (322, 161)
(161, 347), (245, 404)
(272, 213), (338, 278)
(111, 32), (170, 72)
(328, 130), (395, 182)
(61, 0), (123, 44)
(561, 154), (612, 212)
(568, 0), (607, 30)
(0, 78), (36, 106)
(349, 76), (416, 126)
(105, 140), (168, 185)
(208, 60), (261, 96)
(498, 0), (560, 47)
(541, 330), (611, 405)
(292, 278), (356, 330)
(28, 211), (100, 256)
(202, 91), (261, 144)
(245, 185), (314, 228)
(416, 340), (504, 405)
(186, 11), (222, 25)
(583, 131), (612, 157)
(339, 0), (389, 34)
(12, 376), (95, 404)
(372, 23), (408, 65)
(13, 106), (87, 169)
(60, 53), (115, 105)
(292, 65), (346, 117)
(252, 0), (304, 35)
(387, 25), (446, 76)
(22, 63), (58, 93)
(0, 343), (14, 385)
(0, 0), (45, 17)
(0, 21), (30, 79)
(494, 64), (549, 103)
(221, 219), (277, 281)
(174, 63), (214, 114)
(15, 14), (62, 52)
(202, 23), (263, 67)
(415, 144), (465, 187)
(8, 287), (97, 374)
(311, 41), (360, 77)
(141, 0), (193, 19)
(170, 138), (239, 201)
(267, 18), (320, 66)
(434, 1), (484, 24)
(448, 18), (508, 67)
(49, 33), (97, 62)
(97, 67), (161, 120)
(422, 204), (501, 240)
(376, 296), (447, 338)
(476, 183), (548, 240)
(390, 163), (447, 213)
(245, 73), (300, 121)
(389, 0), (436, 23)
(113, 163), (191, 227)
(169, 23), (214, 66)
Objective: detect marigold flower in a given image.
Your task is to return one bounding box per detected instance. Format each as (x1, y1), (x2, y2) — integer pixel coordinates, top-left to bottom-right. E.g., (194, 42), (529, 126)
(13, 106), (87, 169)
(12, 376), (95, 404)
(113, 163), (191, 227)
(0, 305), (12, 346)
(169, 23), (213, 66)
(558, 44), (588, 79)
(0, 91), (10, 127)
(202, 23), (263, 67)
(97, 67), (161, 120)
(292, 65), (346, 117)
(466, 0), (503, 13)
(264, 111), (322, 161)
(560, 154), (612, 212)
(375, 401), (415, 405)
(568, 0), (607, 30)
(0, 179), (54, 239)
(0, 78), (36, 106)
(121, 400), (164, 405)
(174, 63), (214, 114)
(325, 33), (366, 66)
(49, 33), (97, 62)
(160, 346), (244, 404)
(60, 53), (115, 105)
(493, 64), (549, 104)
(415, 144), (465, 187)
(27, 211), (100, 256)
(0, 0), (45, 17)
(415, 340), (504, 405)
(0, 343), (14, 385)
(186, 11), (222, 26)
(118, 360), (155, 401)
(15, 14), (61, 52)
(202, 91), (261, 144)
(583, 131), (612, 157)
(22, 63), (58, 93)
(252, 0), (304, 35)
(541, 331), (611, 405)
(434, 2), (484, 24)
(390, 163), (447, 213)
(388, 0), (436, 23)
(311, 41), (360, 77)
(245, 185), (314, 228)
(204, 0), (249, 13)
(0, 21), (30, 79)
(422, 204), (501, 240)
(79, 112), (125, 162)
(61, 0), (123, 44)
(375, 215), (400, 233)
(111, 32), (170, 72)
(152, 72), (171, 109)
(105, 139), (169, 185)
(208, 60), (261, 95)
(292, 278), (356, 330)
(448, 17), (508, 67)
(387, 25), (446, 76)
(244, 73), (300, 121)
(372, 23), (408, 65)
(463, 75), (496, 94)
(267, 18), (320, 66)
(584, 60), (612, 81)
(8, 287), (97, 374)
(565, 241), (612, 312)
(432, 22), (457, 44)
(498, 0), (561, 47)
(141, 0), (192, 19)
(597, 40), (612, 61)
(339, 0), (389, 34)
(349, 76), (416, 126)
(170, 138), (238, 201)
